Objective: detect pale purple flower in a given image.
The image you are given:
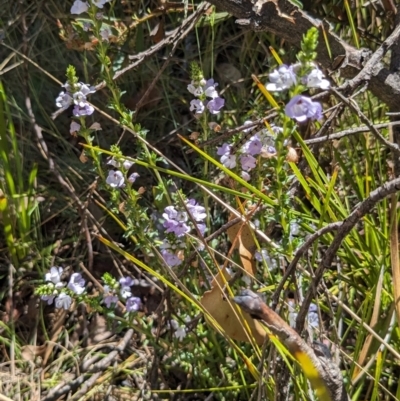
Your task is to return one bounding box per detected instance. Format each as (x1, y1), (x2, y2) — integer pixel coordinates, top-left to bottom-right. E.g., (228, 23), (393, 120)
(285, 95), (322, 122)
(190, 99), (205, 114)
(126, 296), (141, 312)
(195, 222), (206, 236)
(104, 294), (118, 307)
(83, 22), (91, 31)
(260, 145), (277, 158)
(128, 172), (140, 183)
(186, 199), (206, 222)
(103, 286), (119, 307)
(56, 92), (73, 109)
(71, 0), (89, 14)
(266, 65), (296, 91)
(206, 97), (225, 114)
(45, 267), (64, 289)
(163, 206), (187, 222)
(70, 121), (81, 133)
(68, 273), (85, 295)
(217, 143), (236, 168)
(41, 295), (55, 305)
(164, 219), (191, 237)
(119, 277), (134, 287)
(119, 276), (134, 299)
(242, 135), (262, 156)
(304, 68), (330, 90)
(106, 170), (125, 188)
(240, 154), (256, 171)
(161, 249), (183, 267)
(75, 82), (96, 96)
(217, 143), (231, 156)
(72, 103), (95, 117)
(55, 293), (72, 310)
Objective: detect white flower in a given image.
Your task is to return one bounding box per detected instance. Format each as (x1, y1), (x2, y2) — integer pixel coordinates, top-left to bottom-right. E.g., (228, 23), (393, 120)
(56, 92), (73, 109)
(45, 267), (65, 289)
(187, 82), (204, 97)
(73, 91), (89, 107)
(107, 158), (133, 170)
(55, 293), (72, 310)
(204, 79), (219, 99)
(304, 68), (330, 90)
(71, 0), (89, 15)
(67, 273), (85, 295)
(220, 153), (236, 169)
(120, 286), (132, 299)
(106, 170), (125, 188)
(93, 0), (110, 8)
(174, 326), (186, 341)
(288, 299), (297, 328)
(241, 171), (250, 181)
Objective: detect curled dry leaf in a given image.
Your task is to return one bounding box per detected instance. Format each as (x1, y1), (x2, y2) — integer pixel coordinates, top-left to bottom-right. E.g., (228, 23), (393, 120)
(227, 213), (257, 276)
(200, 268), (266, 344)
(22, 344), (46, 362)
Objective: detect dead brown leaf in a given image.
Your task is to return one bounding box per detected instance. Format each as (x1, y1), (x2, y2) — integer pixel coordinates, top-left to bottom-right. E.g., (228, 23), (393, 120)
(227, 214), (257, 276)
(200, 268), (266, 344)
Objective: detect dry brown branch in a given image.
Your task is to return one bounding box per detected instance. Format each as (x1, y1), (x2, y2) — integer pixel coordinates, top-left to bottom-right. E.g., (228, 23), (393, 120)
(205, 0), (400, 110)
(233, 289), (349, 401)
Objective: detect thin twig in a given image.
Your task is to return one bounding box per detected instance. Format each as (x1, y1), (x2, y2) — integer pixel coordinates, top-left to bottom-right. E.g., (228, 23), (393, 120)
(330, 88), (400, 154)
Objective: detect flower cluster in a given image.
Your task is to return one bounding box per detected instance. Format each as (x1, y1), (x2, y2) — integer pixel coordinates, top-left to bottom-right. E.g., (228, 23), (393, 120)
(105, 158), (140, 188)
(103, 276), (142, 312)
(188, 78), (225, 115)
(55, 82), (96, 117)
(38, 267), (86, 310)
(159, 199), (206, 267)
(288, 300), (320, 330)
(71, 0), (110, 15)
(255, 248), (279, 270)
(217, 124), (279, 180)
(266, 62), (329, 123)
